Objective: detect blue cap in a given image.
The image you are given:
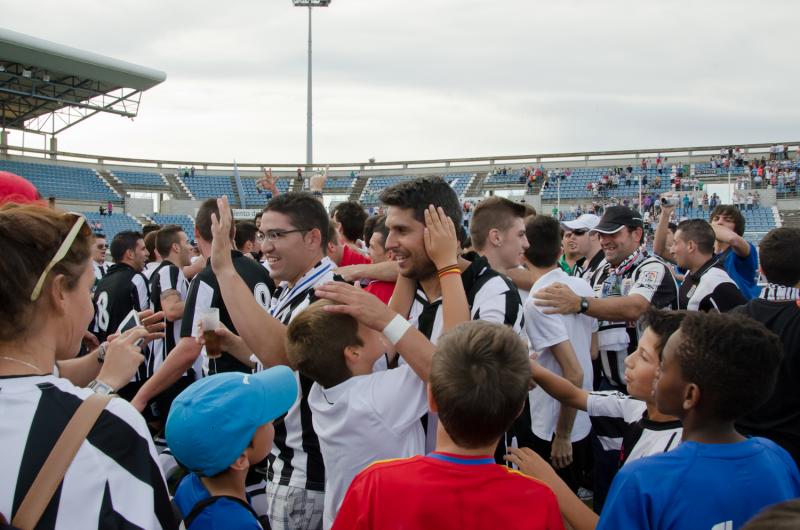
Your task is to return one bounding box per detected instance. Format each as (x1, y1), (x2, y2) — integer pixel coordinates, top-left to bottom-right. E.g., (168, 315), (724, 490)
(165, 366), (298, 476)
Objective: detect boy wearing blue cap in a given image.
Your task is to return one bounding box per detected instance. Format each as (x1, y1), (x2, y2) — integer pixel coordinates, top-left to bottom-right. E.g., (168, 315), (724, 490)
(166, 366), (298, 529)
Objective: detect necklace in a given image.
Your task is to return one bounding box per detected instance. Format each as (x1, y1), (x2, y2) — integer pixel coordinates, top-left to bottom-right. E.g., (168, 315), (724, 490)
(0, 356), (45, 374)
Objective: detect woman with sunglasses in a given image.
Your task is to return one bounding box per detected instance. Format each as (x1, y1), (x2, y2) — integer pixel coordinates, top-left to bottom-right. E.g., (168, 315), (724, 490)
(0, 204), (175, 529)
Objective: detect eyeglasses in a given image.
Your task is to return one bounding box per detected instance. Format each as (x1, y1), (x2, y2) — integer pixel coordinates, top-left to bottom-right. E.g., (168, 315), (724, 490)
(256, 231), (265, 242)
(95, 244), (108, 250)
(568, 230), (588, 237)
(31, 213), (88, 301)
(264, 228), (309, 242)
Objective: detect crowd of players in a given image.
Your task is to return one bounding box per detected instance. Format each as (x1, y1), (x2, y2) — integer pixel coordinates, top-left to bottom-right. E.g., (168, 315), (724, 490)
(0, 166), (799, 530)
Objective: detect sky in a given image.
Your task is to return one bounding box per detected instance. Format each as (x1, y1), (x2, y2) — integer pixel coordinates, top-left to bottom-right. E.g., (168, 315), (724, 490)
(2, 0), (799, 165)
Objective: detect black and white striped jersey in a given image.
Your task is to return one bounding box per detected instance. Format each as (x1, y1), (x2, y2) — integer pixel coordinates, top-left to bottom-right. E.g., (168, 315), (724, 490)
(150, 260), (197, 378)
(0, 374), (175, 529)
(573, 249), (605, 283)
(266, 258), (336, 493)
(678, 257), (746, 312)
(93, 263), (151, 383)
(409, 255), (524, 344)
(408, 255), (525, 454)
(180, 250), (274, 376)
(589, 253), (678, 389)
(587, 390), (682, 465)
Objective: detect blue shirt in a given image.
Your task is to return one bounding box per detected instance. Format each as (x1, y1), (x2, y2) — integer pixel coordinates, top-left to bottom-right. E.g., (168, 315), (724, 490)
(598, 437), (800, 530)
(719, 242), (760, 300)
(173, 473), (262, 530)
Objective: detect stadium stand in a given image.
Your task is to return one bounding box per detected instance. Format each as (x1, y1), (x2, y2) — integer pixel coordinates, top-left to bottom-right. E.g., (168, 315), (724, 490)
(239, 177), (291, 208)
(181, 174), (237, 203)
(0, 159), (120, 202)
(359, 173), (473, 204)
(111, 170), (168, 188)
(150, 214), (196, 239)
(82, 211), (142, 241)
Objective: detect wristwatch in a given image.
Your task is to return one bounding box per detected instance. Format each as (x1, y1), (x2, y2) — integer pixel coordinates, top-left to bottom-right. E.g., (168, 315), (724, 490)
(88, 379), (116, 395)
(578, 297), (590, 314)
(97, 342), (108, 364)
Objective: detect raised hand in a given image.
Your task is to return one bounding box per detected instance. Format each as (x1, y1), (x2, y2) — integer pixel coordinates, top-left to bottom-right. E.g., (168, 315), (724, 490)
(423, 205), (459, 270)
(314, 281), (396, 332)
(210, 196), (235, 275)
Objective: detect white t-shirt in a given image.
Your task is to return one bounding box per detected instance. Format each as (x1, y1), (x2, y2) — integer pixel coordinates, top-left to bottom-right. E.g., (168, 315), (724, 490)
(525, 268), (596, 442)
(143, 260), (159, 280)
(309, 364), (427, 529)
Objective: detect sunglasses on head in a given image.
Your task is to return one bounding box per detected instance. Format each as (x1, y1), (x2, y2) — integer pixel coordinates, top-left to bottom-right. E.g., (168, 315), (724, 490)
(570, 229), (588, 236)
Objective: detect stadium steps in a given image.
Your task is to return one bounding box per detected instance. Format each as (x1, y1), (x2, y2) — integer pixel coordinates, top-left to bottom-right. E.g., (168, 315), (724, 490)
(95, 171), (124, 201)
(466, 172), (487, 197)
(290, 175), (304, 193)
(781, 210), (800, 229)
(349, 175), (369, 202)
(165, 173), (194, 200)
(228, 175), (243, 207)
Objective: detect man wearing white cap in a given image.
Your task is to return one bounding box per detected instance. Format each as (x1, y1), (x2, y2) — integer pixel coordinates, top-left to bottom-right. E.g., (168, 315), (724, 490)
(562, 214), (603, 282)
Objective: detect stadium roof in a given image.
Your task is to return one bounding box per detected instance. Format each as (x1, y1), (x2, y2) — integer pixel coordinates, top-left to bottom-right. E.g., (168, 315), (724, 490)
(0, 27), (166, 134)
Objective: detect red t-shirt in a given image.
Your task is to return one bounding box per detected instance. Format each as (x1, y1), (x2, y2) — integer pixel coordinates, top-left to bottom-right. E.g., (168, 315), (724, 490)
(332, 453), (565, 530)
(364, 280), (395, 305)
(340, 244), (372, 267)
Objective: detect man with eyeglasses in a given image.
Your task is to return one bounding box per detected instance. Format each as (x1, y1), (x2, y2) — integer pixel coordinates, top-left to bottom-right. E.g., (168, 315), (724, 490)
(200, 192), (337, 528)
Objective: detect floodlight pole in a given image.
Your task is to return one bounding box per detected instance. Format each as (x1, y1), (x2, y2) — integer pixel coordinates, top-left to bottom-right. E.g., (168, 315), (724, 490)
(306, 5), (313, 167)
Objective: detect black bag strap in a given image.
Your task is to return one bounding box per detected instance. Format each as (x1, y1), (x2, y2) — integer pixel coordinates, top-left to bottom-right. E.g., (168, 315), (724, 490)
(182, 495), (265, 529)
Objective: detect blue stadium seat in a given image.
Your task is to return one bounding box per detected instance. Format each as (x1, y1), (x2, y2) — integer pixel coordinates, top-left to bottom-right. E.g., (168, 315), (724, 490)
(0, 159), (120, 202)
(82, 212), (142, 242)
(112, 170), (168, 188)
(151, 214), (196, 239)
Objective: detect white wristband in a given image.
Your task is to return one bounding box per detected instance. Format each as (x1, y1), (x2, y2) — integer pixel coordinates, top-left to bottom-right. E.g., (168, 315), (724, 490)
(382, 314), (412, 346)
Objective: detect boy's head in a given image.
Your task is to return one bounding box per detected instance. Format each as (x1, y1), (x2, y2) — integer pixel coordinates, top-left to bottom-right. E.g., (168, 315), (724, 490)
(468, 197), (529, 270)
(165, 366), (297, 477)
(710, 204), (745, 236)
(524, 215), (562, 268)
(623, 308), (687, 401)
(380, 177), (462, 281)
(285, 299), (386, 388)
(759, 227), (800, 288)
(655, 312), (783, 422)
(429, 321), (530, 449)
(332, 201), (368, 244)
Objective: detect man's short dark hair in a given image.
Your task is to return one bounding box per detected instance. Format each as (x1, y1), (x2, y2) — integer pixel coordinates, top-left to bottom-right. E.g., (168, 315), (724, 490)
(379, 177), (463, 239)
(759, 227), (800, 287)
(255, 211), (263, 222)
(142, 223), (161, 236)
(676, 219), (715, 255)
(156, 225), (184, 258)
(469, 197), (527, 250)
(710, 205), (746, 236)
(362, 215), (379, 244)
(524, 215), (562, 268)
(234, 221), (259, 251)
(675, 312), (782, 422)
(641, 308), (688, 359)
(93, 232), (106, 240)
(110, 230), (144, 262)
(196, 198), (235, 242)
(264, 192), (330, 248)
(370, 215), (389, 246)
(431, 321), (530, 448)
(332, 201), (368, 243)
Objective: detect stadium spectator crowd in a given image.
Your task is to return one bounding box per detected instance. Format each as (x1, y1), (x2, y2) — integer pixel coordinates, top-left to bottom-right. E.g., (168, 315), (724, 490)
(1, 166), (799, 530)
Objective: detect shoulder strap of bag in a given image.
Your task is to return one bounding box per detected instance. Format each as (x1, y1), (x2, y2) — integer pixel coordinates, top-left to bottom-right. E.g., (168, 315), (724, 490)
(183, 495), (261, 529)
(11, 393), (112, 530)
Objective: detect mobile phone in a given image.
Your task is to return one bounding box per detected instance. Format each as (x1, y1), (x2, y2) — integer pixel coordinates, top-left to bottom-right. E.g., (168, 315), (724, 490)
(117, 309), (146, 347)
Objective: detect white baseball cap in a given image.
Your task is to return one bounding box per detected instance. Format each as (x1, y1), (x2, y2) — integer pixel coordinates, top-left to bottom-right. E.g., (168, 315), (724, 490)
(561, 214), (600, 232)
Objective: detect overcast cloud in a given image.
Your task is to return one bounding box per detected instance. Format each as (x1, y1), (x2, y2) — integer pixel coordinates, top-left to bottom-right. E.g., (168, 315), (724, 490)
(2, 0), (798, 164)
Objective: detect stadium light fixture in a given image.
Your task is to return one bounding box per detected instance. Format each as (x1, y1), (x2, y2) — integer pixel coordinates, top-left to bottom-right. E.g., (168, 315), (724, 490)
(292, 0), (331, 167)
